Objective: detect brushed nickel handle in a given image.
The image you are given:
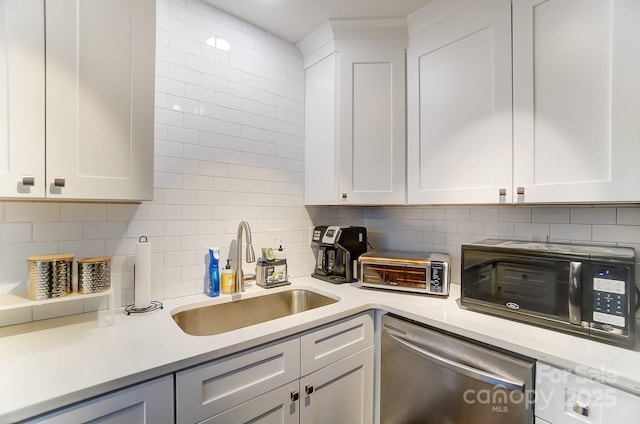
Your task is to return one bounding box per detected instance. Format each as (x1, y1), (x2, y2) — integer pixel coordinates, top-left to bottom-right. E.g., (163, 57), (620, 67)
(499, 188), (506, 196)
(290, 390), (299, 402)
(305, 384), (314, 395)
(517, 186), (525, 195)
(572, 401), (589, 417)
(22, 176), (35, 186)
(53, 177), (66, 188)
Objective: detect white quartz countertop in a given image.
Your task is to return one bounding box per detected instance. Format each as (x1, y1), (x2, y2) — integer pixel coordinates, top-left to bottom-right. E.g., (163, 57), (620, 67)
(1, 277), (639, 422)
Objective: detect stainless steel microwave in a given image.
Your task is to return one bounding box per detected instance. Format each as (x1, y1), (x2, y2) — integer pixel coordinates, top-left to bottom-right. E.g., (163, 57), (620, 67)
(461, 239), (637, 348)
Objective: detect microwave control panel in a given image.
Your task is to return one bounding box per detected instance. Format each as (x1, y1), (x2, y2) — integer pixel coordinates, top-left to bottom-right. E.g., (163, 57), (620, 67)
(591, 265), (629, 328)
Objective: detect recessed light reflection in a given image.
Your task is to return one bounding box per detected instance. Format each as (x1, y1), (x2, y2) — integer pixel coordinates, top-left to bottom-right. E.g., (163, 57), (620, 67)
(206, 37), (230, 51)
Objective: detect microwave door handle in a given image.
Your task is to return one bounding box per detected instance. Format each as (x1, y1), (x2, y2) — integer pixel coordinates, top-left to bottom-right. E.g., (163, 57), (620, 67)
(569, 262), (582, 325)
(385, 331), (526, 393)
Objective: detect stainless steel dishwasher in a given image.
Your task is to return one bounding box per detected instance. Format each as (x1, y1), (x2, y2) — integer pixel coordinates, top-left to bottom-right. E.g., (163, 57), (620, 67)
(381, 314), (535, 423)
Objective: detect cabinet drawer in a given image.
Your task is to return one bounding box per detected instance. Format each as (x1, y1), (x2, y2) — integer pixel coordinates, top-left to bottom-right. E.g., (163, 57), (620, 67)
(300, 311), (374, 376)
(176, 337), (300, 424)
(26, 375), (174, 424)
(536, 362), (640, 423)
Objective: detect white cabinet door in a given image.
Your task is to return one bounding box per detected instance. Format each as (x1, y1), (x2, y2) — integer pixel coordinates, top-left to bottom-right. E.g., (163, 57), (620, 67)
(513, 0), (640, 203)
(0, 0), (45, 198)
(201, 381), (299, 424)
(302, 20), (406, 206)
(300, 346), (374, 424)
(45, 0), (155, 201)
(337, 40), (406, 205)
(26, 375), (174, 424)
(407, 0), (512, 204)
(176, 337), (300, 424)
(304, 53), (338, 205)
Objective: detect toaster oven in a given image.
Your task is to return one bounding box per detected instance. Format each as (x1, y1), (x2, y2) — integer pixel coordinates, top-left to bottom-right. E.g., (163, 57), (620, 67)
(358, 250), (451, 296)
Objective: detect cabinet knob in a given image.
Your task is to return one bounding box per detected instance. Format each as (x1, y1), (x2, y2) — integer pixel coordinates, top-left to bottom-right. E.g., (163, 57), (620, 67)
(290, 390), (299, 402)
(341, 193), (347, 200)
(22, 176), (35, 187)
(53, 177), (66, 188)
(305, 384), (314, 395)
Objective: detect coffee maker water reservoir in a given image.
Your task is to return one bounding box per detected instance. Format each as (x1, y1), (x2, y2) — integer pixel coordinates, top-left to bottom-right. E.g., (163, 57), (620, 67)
(311, 226), (368, 283)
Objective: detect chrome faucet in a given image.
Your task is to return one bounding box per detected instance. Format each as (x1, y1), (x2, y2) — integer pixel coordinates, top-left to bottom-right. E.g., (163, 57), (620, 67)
(235, 220), (256, 292)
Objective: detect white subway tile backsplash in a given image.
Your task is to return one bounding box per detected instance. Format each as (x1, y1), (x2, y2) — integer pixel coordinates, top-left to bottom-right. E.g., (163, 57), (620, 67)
(164, 189), (198, 205)
(155, 172), (184, 189)
(107, 205), (146, 222)
(483, 222), (515, 237)
(593, 225), (640, 243)
(33, 223), (82, 242)
(514, 223), (550, 239)
(532, 207), (570, 224)
(3, 242), (56, 264)
(617, 208), (640, 225)
(126, 221), (165, 239)
(60, 240), (106, 258)
(571, 207), (616, 224)
(84, 222), (126, 240)
(469, 207), (499, 222)
(147, 205), (183, 221)
(5, 203), (60, 223)
(434, 221), (457, 233)
(499, 207), (532, 223)
(550, 224), (591, 241)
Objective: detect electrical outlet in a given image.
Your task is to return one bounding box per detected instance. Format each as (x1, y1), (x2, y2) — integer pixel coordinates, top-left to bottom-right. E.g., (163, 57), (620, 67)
(268, 229), (286, 248)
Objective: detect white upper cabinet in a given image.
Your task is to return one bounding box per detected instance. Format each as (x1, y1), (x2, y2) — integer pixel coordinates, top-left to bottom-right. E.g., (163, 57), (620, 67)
(512, 0), (640, 203)
(0, 0), (45, 198)
(299, 20), (407, 205)
(0, 0), (155, 201)
(407, 0), (513, 204)
(407, 0), (640, 204)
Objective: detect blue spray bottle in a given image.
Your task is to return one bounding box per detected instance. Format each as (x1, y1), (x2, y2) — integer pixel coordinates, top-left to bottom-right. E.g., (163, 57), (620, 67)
(208, 247), (220, 297)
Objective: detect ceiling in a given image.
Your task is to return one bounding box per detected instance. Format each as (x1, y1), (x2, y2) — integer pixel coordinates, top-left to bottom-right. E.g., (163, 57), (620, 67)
(203, 0), (434, 44)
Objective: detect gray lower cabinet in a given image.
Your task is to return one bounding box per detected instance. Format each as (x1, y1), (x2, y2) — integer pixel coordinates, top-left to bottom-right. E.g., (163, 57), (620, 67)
(176, 312), (374, 424)
(200, 381), (300, 424)
(25, 375), (174, 424)
(300, 346), (374, 424)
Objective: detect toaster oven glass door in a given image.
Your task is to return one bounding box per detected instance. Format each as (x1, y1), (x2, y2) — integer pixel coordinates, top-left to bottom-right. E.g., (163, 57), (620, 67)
(362, 263), (427, 290)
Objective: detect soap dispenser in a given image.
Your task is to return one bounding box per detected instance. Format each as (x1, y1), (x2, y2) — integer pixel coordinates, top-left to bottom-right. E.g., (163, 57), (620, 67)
(208, 247), (220, 297)
(221, 259), (235, 294)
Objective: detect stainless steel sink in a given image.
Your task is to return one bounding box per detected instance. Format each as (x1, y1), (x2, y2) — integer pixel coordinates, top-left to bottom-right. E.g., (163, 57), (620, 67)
(171, 289), (339, 336)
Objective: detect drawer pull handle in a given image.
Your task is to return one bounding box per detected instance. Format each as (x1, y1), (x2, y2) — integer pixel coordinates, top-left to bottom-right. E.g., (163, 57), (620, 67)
(54, 177), (66, 188)
(291, 390), (299, 402)
(572, 401), (589, 417)
(22, 176), (35, 186)
(305, 385), (314, 395)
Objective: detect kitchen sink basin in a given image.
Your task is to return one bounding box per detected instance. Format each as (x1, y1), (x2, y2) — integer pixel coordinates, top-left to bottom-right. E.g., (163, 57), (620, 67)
(171, 289), (339, 336)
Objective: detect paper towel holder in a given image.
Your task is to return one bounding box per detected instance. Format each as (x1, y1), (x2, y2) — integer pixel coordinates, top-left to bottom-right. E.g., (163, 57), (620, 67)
(125, 236), (164, 315)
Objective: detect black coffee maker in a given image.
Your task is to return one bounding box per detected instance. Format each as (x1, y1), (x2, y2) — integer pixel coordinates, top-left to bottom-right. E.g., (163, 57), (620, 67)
(311, 226), (368, 283)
